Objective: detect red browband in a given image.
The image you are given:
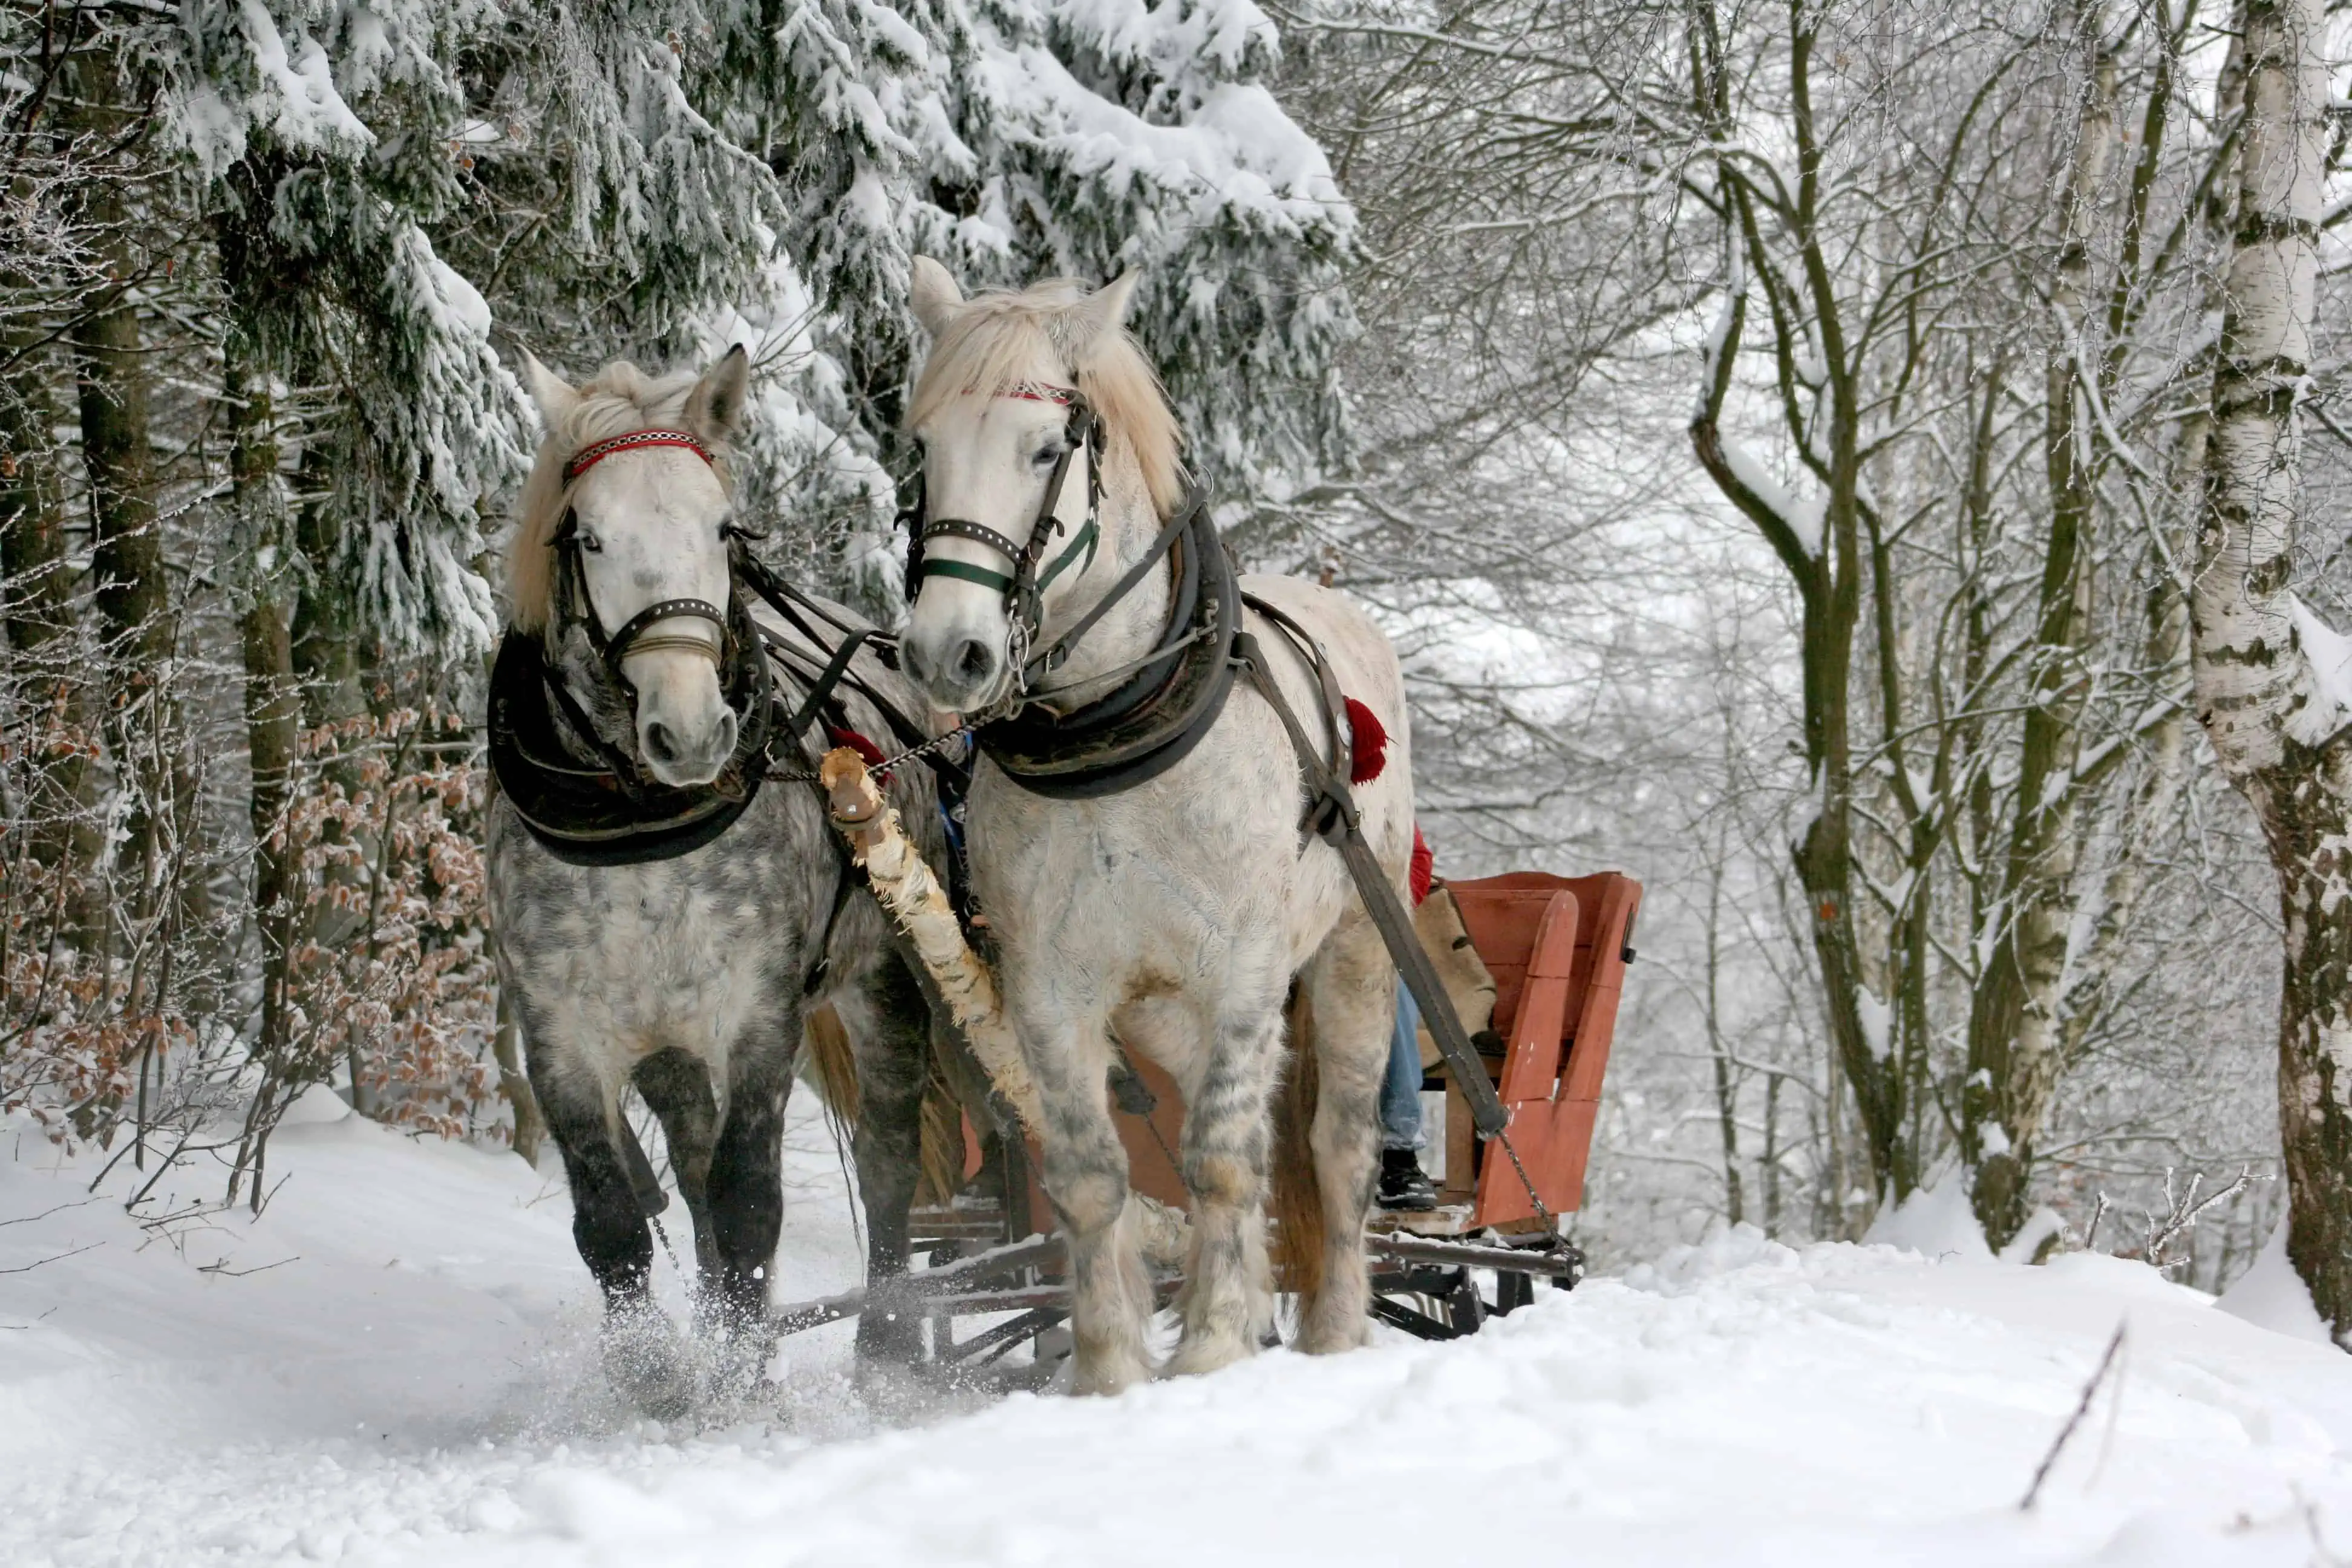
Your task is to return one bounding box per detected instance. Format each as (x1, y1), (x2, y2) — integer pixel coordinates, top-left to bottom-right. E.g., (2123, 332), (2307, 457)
(1005, 382), (1079, 405)
(563, 429), (714, 485)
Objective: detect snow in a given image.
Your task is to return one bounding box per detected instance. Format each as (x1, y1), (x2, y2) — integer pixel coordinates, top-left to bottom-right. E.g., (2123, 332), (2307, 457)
(1855, 985), (1892, 1062)
(2220, 1219), (2337, 1346)
(237, 0), (374, 154)
(1717, 436), (1823, 555)
(1865, 1168), (1993, 1262)
(9, 1120), (2352, 1566)
(2287, 593), (2352, 748)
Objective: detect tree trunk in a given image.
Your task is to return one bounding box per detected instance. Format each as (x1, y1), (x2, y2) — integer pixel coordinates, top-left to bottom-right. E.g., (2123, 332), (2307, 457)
(0, 336), (99, 901)
(1965, 24), (2113, 1247)
(228, 345), (301, 1089)
(2189, 0), (2352, 1344)
(67, 116), (171, 942)
(1704, 853), (1745, 1223)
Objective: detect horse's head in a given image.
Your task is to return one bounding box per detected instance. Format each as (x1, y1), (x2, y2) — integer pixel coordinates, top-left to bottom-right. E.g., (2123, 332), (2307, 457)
(511, 346), (752, 788)
(898, 260), (1183, 714)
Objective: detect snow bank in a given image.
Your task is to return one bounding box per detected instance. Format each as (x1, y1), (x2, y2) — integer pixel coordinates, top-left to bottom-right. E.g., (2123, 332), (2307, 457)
(2220, 1218), (2338, 1346)
(7, 1130), (2352, 1566)
(1864, 1168), (1994, 1262)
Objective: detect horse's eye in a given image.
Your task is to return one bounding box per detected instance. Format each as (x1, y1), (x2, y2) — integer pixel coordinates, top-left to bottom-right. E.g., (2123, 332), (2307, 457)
(579, 534), (603, 554)
(1032, 442), (1065, 468)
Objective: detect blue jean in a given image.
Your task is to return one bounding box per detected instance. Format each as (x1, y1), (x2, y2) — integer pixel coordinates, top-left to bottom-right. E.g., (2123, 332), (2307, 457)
(1380, 981), (1425, 1152)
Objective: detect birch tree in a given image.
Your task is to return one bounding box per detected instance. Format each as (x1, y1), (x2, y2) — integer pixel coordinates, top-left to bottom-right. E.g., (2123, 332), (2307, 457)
(2189, 0), (2352, 1339)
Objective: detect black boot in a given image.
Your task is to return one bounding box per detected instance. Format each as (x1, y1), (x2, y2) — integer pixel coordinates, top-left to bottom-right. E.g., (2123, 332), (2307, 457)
(1377, 1146), (1437, 1212)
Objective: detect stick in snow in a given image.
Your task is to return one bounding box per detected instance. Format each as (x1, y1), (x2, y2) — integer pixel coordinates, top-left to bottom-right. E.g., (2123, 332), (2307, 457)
(2020, 1320), (2128, 1511)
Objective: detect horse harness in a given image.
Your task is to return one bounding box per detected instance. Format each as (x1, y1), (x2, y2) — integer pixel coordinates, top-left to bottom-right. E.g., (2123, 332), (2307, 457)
(488, 426), (955, 994)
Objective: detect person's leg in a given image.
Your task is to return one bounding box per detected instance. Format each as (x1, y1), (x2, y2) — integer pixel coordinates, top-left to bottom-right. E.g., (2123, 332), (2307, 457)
(1376, 982), (1437, 1210)
(1379, 982), (1423, 1151)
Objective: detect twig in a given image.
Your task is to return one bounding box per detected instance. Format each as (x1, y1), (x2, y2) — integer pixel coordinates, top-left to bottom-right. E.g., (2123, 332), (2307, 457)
(2082, 1191), (2110, 1253)
(2020, 1321), (2128, 1511)
(0, 1197), (94, 1228)
(2141, 1165), (2255, 1272)
(0, 1241), (98, 1273)
(197, 1254), (298, 1278)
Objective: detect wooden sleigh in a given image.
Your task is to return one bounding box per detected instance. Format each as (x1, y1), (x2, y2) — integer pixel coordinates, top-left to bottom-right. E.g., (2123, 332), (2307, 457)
(772, 858), (1642, 1373)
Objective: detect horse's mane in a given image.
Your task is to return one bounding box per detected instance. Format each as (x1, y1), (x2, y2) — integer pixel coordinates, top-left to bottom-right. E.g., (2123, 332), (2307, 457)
(909, 279), (1186, 520)
(506, 361), (730, 635)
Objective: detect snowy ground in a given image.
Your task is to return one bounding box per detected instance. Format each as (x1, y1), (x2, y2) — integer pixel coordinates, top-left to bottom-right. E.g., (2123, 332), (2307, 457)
(5, 1096), (2352, 1567)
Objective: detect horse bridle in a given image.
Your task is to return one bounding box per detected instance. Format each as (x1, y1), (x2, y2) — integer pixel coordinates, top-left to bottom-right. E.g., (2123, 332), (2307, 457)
(547, 427), (748, 690)
(902, 382), (1104, 683)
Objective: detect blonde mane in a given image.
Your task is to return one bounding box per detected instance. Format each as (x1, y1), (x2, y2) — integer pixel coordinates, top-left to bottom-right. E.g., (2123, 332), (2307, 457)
(909, 280), (1186, 520)
(505, 361), (733, 635)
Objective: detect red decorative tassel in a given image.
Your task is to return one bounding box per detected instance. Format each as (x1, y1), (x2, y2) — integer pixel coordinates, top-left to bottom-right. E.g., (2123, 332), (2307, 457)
(1345, 697), (1387, 785)
(826, 724), (890, 781)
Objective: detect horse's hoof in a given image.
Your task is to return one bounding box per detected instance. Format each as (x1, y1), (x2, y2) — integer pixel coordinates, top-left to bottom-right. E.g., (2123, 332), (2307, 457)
(853, 1308), (925, 1367)
(603, 1304), (694, 1419)
(1163, 1332), (1255, 1379)
(701, 1318), (776, 1399)
(1069, 1350), (1152, 1396)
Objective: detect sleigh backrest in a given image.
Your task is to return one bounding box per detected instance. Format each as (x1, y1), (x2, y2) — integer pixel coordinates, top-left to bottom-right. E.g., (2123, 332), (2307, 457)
(1442, 871), (1642, 1220)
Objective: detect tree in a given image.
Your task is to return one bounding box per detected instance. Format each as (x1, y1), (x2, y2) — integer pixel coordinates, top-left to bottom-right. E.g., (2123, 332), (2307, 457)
(2188, 0), (2352, 1341)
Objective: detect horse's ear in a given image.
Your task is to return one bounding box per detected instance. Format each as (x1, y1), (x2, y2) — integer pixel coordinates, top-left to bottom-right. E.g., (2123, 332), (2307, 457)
(1067, 271), (1140, 356)
(910, 256), (965, 338)
(684, 345), (751, 445)
(518, 348), (580, 431)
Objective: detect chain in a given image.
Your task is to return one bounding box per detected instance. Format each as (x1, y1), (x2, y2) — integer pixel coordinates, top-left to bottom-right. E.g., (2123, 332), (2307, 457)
(1488, 1124), (1560, 1238)
(762, 720), (974, 784)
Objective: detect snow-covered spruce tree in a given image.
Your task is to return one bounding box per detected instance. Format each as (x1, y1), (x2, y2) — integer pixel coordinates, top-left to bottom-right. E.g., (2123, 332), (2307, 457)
(2189, 0), (2352, 1343)
(171, 0), (528, 659)
(902, 0), (1356, 501)
(451, 0), (1353, 603)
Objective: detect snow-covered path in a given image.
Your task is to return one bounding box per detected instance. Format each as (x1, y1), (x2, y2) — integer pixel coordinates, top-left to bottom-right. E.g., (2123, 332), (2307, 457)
(5, 1100), (2351, 1567)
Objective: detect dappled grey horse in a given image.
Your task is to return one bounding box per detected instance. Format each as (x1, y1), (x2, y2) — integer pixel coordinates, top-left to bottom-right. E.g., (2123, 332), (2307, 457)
(486, 347), (946, 1413)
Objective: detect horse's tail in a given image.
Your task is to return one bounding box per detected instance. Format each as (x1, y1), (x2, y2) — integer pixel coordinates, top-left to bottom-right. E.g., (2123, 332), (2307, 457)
(915, 1070), (967, 1204)
(1269, 981), (1326, 1302)
(801, 1002), (861, 1131)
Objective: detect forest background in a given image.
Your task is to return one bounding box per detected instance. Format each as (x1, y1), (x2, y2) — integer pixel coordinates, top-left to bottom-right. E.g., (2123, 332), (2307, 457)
(5, 0), (2350, 1335)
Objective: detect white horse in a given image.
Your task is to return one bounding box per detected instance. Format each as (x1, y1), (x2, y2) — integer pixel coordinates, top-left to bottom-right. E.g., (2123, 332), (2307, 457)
(895, 262), (1413, 1392)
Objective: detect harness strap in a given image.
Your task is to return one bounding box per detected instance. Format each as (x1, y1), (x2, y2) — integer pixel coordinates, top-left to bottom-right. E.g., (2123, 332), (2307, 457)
(783, 627), (874, 742)
(802, 835), (860, 997)
(1236, 592), (1354, 825)
(1230, 629), (1509, 1147)
(563, 428), (713, 484)
(734, 550), (959, 774)
(1022, 483), (1204, 687)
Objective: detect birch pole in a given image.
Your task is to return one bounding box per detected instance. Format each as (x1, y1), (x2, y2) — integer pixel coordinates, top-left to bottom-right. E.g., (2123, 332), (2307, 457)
(2190, 0), (2352, 1343)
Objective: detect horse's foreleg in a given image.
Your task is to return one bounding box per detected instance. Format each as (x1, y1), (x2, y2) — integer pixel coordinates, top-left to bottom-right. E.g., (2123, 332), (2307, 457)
(845, 955), (930, 1365)
(704, 1018), (795, 1344)
(1295, 919), (1391, 1354)
(1168, 995), (1283, 1377)
(633, 1047), (720, 1278)
(531, 1048), (691, 1415)
(1027, 1010), (1152, 1394)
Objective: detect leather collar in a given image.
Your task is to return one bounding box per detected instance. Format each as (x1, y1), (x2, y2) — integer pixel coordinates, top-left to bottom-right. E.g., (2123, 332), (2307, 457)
(488, 588), (777, 867)
(973, 492), (1238, 800)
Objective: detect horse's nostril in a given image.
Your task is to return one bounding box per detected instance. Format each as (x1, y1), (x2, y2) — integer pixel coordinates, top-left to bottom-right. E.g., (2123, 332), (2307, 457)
(954, 639), (994, 682)
(711, 711), (737, 756)
(645, 722), (680, 765)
